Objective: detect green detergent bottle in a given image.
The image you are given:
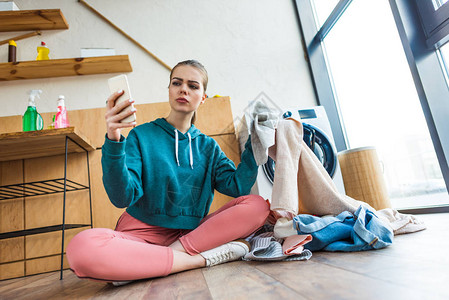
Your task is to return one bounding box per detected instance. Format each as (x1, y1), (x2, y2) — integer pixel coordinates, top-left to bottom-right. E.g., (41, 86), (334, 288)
(23, 90), (44, 132)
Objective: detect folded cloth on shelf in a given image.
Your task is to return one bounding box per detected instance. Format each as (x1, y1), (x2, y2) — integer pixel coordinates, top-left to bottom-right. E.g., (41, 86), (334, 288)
(293, 205), (394, 251)
(243, 231), (312, 261)
(248, 100), (426, 235)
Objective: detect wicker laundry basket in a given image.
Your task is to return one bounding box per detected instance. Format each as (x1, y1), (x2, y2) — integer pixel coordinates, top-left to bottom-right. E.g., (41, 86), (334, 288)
(338, 146), (392, 210)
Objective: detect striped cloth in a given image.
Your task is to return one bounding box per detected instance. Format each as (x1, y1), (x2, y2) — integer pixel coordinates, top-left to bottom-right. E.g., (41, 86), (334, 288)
(243, 231), (312, 262)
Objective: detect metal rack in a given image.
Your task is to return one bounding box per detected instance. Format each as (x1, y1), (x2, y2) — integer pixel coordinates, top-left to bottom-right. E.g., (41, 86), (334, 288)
(0, 178), (88, 200)
(0, 128), (95, 280)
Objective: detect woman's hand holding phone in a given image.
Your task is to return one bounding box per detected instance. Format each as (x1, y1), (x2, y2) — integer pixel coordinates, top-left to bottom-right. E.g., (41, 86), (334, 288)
(105, 90), (137, 141)
(105, 74), (137, 141)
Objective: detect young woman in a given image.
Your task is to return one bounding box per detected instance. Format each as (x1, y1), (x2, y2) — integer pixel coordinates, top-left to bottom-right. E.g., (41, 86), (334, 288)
(66, 60), (269, 284)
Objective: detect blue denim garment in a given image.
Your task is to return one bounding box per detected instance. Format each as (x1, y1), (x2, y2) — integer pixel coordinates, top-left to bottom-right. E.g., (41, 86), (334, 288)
(293, 206), (393, 251)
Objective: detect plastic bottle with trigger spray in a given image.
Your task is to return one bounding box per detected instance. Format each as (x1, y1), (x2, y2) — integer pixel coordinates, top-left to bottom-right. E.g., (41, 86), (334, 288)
(55, 95), (69, 128)
(23, 90), (44, 132)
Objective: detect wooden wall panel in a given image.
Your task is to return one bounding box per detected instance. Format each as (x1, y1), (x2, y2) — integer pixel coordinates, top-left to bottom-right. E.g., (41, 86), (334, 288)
(0, 262), (24, 281)
(0, 238), (23, 263)
(26, 255), (69, 276)
(64, 109), (106, 149)
(0, 160), (24, 232)
(0, 159), (25, 277)
(0, 116), (21, 135)
(26, 228), (83, 260)
(196, 97), (235, 136)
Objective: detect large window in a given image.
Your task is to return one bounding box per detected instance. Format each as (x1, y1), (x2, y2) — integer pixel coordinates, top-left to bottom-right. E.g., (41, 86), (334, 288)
(321, 1), (448, 209)
(295, 0), (449, 212)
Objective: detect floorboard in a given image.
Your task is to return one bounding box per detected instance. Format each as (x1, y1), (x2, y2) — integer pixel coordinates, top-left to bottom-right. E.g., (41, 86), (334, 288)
(142, 268), (211, 299)
(202, 261), (304, 299)
(256, 258), (428, 300)
(0, 213), (447, 300)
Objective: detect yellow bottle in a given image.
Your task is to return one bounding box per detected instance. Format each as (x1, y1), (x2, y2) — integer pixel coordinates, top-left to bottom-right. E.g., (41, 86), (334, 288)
(36, 41), (50, 60)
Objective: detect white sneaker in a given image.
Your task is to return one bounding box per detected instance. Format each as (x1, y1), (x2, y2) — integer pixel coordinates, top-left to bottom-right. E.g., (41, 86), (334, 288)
(200, 240), (250, 267)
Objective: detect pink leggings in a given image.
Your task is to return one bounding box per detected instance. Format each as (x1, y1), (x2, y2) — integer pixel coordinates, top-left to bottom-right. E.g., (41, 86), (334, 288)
(66, 194), (269, 281)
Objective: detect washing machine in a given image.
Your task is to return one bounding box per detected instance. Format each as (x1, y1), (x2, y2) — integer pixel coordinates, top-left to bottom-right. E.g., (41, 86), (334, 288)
(237, 106), (346, 202)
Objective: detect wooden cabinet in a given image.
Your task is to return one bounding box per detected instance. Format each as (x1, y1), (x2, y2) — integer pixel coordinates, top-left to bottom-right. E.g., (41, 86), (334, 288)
(0, 9), (132, 80)
(0, 128), (95, 280)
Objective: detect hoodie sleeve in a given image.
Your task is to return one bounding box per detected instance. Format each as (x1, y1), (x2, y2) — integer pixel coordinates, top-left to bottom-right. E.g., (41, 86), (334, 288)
(101, 130), (144, 208)
(213, 136), (258, 197)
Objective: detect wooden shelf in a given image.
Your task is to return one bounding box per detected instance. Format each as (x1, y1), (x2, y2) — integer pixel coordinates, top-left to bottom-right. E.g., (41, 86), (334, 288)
(0, 9), (69, 32)
(0, 55), (132, 81)
(0, 127), (95, 162)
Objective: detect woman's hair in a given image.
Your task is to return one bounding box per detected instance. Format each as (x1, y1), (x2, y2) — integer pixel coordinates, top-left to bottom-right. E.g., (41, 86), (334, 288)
(169, 60), (208, 93)
(169, 60), (208, 124)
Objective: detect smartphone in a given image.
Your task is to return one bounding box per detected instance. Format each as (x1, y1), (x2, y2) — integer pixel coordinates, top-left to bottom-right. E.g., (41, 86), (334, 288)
(108, 74), (136, 123)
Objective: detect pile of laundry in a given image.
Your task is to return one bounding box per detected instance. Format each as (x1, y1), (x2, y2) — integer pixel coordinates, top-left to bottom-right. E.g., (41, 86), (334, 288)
(242, 100), (426, 262)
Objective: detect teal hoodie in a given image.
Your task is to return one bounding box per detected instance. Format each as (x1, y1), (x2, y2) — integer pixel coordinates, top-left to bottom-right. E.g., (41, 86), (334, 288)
(101, 118), (258, 229)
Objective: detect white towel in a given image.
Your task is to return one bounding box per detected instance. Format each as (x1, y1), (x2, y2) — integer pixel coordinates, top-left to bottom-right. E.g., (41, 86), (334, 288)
(248, 100), (279, 166)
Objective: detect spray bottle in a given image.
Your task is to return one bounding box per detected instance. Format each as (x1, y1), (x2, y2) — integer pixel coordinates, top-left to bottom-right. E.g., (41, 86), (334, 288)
(55, 95), (69, 128)
(23, 90), (44, 132)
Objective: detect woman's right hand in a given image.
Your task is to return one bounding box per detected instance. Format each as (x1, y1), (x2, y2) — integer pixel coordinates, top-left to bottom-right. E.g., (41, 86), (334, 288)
(105, 90), (137, 141)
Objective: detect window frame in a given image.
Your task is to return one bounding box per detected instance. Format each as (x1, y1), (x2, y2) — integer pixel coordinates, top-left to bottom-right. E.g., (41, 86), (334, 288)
(293, 0), (350, 152)
(294, 0), (449, 213)
(415, 0), (449, 48)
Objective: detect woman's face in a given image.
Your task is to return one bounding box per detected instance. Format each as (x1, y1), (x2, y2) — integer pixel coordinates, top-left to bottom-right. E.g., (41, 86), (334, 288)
(168, 65), (206, 115)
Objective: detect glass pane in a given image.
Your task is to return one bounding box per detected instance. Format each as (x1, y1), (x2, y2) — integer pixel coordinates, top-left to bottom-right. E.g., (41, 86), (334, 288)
(323, 0), (449, 209)
(439, 42), (449, 86)
(433, 0), (449, 10)
(311, 0), (340, 28)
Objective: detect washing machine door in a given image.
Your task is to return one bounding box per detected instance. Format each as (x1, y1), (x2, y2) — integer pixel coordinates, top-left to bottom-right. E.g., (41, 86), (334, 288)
(262, 123), (337, 184)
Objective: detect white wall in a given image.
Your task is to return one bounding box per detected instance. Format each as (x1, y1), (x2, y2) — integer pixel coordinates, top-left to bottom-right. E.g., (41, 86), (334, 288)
(0, 0), (316, 123)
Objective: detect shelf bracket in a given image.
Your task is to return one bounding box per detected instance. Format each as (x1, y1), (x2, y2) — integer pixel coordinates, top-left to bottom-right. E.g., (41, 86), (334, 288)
(0, 30), (41, 46)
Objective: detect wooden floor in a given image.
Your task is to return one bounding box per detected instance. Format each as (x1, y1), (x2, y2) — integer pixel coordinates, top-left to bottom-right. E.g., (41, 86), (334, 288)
(1, 213), (448, 300)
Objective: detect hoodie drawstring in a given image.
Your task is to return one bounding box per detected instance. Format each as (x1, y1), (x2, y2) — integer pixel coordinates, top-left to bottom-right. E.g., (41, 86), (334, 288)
(174, 129), (194, 169)
(188, 132), (193, 169)
(174, 129), (180, 166)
